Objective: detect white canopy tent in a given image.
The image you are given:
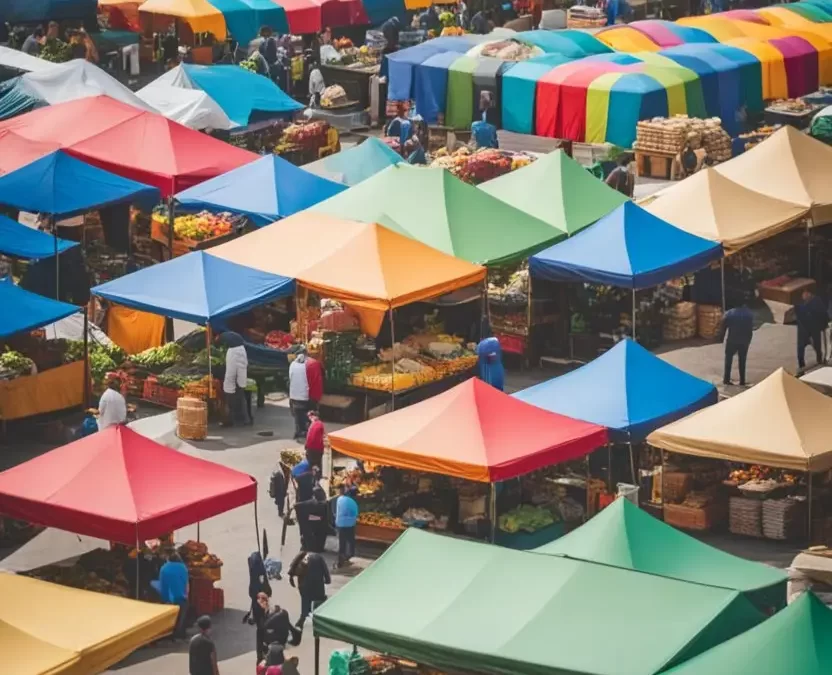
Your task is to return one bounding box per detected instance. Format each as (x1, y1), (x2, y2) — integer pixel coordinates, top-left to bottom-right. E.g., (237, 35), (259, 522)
(136, 66), (234, 130)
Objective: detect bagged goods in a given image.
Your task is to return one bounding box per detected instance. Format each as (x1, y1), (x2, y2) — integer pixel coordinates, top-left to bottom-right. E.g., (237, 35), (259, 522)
(634, 116), (732, 162)
(697, 304), (723, 339)
(567, 5), (606, 27)
(662, 301), (697, 341)
(321, 85), (349, 108)
(762, 497), (806, 540)
(730, 497), (763, 537)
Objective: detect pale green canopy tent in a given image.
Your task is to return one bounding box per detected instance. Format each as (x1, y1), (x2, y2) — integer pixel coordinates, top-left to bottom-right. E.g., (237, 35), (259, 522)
(664, 591), (832, 675)
(302, 137), (402, 186)
(311, 163), (566, 265)
(480, 149), (629, 236)
(537, 498), (787, 611)
(313, 528), (764, 675)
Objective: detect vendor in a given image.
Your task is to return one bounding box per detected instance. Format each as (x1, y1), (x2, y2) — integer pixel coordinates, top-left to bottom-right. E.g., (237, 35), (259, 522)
(471, 91), (498, 149)
(407, 136), (428, 165)
(476, 337), (505, 391)
(220, 331), (248, 427)
(308, 59), (325, 108)
(385, 103), (412, 151)
(152, 553), (189, 639)
(605, 155), (634, 197)
(420, 5), (442, 32)
(97, 377), (127, 431)
(381, 16), (402, 54)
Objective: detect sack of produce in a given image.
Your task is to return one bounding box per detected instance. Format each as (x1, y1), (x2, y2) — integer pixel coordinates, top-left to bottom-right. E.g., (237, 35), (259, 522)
(729, 497), (763, 538)
(697, 304), (723, 340)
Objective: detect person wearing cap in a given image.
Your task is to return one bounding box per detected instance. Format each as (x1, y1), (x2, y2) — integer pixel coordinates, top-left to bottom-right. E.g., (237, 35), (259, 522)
(189, 616), (219, 675)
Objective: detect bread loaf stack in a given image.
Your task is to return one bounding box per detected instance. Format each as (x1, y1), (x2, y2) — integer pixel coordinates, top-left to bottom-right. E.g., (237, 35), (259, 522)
(697, 304), (723, 339)
(730, 497), (763, 538)
(662, 301), (697, 341)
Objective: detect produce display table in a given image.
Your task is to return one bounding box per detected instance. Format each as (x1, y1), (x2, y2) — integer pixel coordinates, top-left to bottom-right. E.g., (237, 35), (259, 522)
(764, 104), (822, 130)
(355, 522), (406, 545)
(495, 521), (566, 550)
(0, 360), (86, 421)
(320, 63), (380, 110)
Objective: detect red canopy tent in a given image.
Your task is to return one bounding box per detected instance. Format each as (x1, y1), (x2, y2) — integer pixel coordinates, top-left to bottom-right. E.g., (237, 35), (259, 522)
(0, 425), (257, 545)
(273, 0), (322, 33)
(328, 378), (608, 483)
(0, 130), (60, 175)
(0, 96), (258, 196)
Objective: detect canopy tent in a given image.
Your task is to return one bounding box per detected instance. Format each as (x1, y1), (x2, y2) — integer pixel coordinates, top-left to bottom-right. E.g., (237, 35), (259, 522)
(714, 125), (832, 226)
(208, 211), (486, 336)
(303, 137), (403, 186)
(0, 46), (57, 82)
(0, 277), (80, 338)
(664, 591), (832, 675)
(514, 338), (718, 442)
(328, 378), (608, 483)
(0, 150), (159, 218)
(138, 0), (228, 41)
(597, 25), (664, 52)
(361, 0), (405, 23)
(0, 130), (60, 175)
(0, 0), (96, 22)
(312, 164), (565, 265)
(138, 64), (302, 128)
(413, 51), (472, 125)
(314, 528), (764, 675)
(274, 0), (322, 33)
(0, 215), (78, 260)
(480, 149), (628, 236)
(501, 54), (573, 134)
(537, 497), (786, 609)
(516, 29), (613, 57)
(135, 80), (232, 130)
(92, 251), (295, 324)
(528, 201), (722, 289)
(0, 425), (257, 544)
(2, 574), (177, 675)
(0, 95), (257, 196)
(199, 0), (288, 42)
(0, 59), (155, 122)
(648, 368), (832, 472)
(176, 154), (344, 226)
(644, 168), (808, 253)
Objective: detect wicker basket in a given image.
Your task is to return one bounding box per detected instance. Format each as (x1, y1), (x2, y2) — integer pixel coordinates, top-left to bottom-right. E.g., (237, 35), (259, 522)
(664, 502), (724, 531)
(177, 397), (207, 440)
(663, 472), (693, 504)
(697, 305), (723, 340)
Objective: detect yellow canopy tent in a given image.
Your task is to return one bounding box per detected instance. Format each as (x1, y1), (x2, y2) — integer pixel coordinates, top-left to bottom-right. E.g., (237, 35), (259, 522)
(647, 369), (832, 472)
(209, 211), (486, 335)
(138, 0), (227, 40)
(727, 37), (789, 99)
(596, 26), (662, 53)
(677, 16), (747, 40)
(715, 125), (832, 226)
(644, 167), (808, 253)
(2, 573), (177, 675)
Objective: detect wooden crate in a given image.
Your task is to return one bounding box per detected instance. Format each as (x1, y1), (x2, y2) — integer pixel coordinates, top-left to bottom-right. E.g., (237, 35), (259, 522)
(664, 502), (725, 532)
(663, 472), (693, 504)
(635, 150), (674, 180)
(356, 522), (405, 544)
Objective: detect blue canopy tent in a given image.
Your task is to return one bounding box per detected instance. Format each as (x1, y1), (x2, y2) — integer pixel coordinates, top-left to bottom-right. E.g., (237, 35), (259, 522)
(517, 30), (613, 58)
(362, 0), (406, 26)
(0, 0), (96, 23)
(303, 137), (403, 186)
(502, 54), (573, 134)
(530, 201), (722, 338)
(92, 251), (295, 325)
(414, 51), (463, 125)
(0, 277), (81, 338)
(384, 37), (477, 102)
(0, 214), (77, 259)
(205, 0), (288, 43)
(175, 154), (345, 226)
(514, 338), (717, 443)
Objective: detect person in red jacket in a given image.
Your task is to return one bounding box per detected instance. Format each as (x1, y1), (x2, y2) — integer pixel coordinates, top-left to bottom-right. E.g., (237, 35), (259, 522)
(305, 356), (324, 410)
(304, 410), (325, 471)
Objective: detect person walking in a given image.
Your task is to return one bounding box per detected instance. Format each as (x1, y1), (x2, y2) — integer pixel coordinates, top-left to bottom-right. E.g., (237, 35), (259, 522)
(288, 550), (330, 628)
(294, 484), (329, 553)
(796, 289), (828, 373)
(335, 485), (358, 568)
(189, 616), (219, 675)
(304, 410), (325, 471)
(718, 300), (753, 386)
(151, 552), (189, 639)
(288, 349), (310, 441)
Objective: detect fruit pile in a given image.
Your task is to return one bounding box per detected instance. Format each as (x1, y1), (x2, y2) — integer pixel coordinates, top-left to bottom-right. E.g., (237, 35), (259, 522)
(178, 540), (223, 578)
(0, 350), (34, 379)
(431, 148), (532, 185)
(152, 209), (237, 242)
(358, 512), (405, 530)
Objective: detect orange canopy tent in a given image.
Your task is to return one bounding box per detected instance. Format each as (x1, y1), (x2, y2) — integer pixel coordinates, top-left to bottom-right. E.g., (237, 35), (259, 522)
(328, 378), (609, 483)
(209, 211), (486, 335)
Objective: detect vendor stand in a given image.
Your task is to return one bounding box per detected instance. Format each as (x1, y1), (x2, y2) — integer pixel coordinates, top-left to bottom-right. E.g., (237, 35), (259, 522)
(0, 425), (258, 612)
(327, 377), (608, 548)
(647, 369), (832, 545)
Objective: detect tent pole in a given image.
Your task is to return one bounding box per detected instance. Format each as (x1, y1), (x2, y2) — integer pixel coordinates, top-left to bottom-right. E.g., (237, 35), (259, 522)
(489, 482), (497, 544)
(585, 454), (590, 521)
(135, 525), (140, 600)
(720, 258), (726, 312)
(631, 288), (636, 341)
(166, 197), (175, 259)
(254, 497), (262, 555)
(628, 441), (636, 486)
(206, 325), (213, 401)
(807, 219), (812, 277)
(481, 276), (488, 341)
(660, 449), (665, 510)
(53, 217), (59, 300)
(197, 522), (201, 543)
(314, 637), (320, 675)
(808, 471), (814, 545)
(389, 305), (396, 412)
(83, 311), (90, 409)
(608, 443), (613, 493)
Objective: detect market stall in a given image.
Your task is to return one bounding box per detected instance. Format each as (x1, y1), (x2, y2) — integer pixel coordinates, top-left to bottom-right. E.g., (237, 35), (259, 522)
(537, 497), (787, 612)
(328, 377), (608, 547)
(0, 278), (89, 424)
(312, 528), (765, 675)
(0, 573), (178, 675)
(647, 369), (832, 544)
(0, 425), (257, 604)
(303, 136), (403, 186)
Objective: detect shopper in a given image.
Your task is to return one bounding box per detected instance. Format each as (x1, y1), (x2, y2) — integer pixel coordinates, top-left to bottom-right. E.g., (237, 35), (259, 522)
(251, 592), (271, 662)
(152, 553), (190, 639)
(189, 616), (219, 675)
(257, 643), (285, 675)
(289, 550), (330, 627)
(269, 464), (288, 518)
(306, 355), (324, 411)
(335, 485), (358, 568)
(264, 604), (302, 646)
(796, 289), (828, 373)
(605, 155), (634, 197)
(304, 411), (325, 471)
(21, 27), (44, 56)
(718, 300), (753, 386)
(288, 349), (311, 441)
(294, 484), (329, 553)
(97, 377), (127, 430)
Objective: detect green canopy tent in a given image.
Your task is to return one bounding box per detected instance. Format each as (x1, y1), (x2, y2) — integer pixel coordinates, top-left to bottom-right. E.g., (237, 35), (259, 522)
(664, 591), (832, 675)
(311, 164), (566, 265)
(480, 149), (629, 236)
(536, 498), (787, 612)
(312, 528), (764, 675)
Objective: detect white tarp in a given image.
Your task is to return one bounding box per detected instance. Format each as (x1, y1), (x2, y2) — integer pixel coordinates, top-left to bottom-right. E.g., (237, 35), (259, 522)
(41, 314), (113, 347)
(0, 45), (55, 75)
(137, 67), (234, 130)
(15, 59), (155, 111)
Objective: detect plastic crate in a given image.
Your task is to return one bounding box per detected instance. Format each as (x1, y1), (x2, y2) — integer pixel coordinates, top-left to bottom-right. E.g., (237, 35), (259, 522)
(190, 577), (215, 616)
(212, 587), (224, 613)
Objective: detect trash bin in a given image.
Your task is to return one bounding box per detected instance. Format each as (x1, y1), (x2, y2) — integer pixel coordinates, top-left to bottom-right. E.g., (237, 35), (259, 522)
(617, 483), (639, 506)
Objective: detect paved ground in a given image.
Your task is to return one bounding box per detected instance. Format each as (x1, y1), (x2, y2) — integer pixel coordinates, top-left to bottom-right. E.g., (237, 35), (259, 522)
(0, 317), (817, 675)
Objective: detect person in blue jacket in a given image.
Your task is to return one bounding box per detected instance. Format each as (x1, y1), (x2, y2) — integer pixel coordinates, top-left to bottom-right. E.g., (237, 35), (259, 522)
(335, 485), (358, 568)
(476, 337), (505, 391)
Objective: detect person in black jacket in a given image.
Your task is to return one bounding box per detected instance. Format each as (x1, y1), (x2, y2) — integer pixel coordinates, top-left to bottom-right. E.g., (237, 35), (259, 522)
(264, 605), (302, 646)
(796, 289), (829, 373)
(718, 300), (753, 386)
(288, 551), (330, 628)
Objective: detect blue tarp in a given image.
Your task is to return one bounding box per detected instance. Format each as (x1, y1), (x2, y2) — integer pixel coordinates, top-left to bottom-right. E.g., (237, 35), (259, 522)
(0, 214), (78, 259)
(182, 64), (302, 127)
(0, 0), (96, 23)
(530, 201), (723, 289)
(501, 55), (571, 134)
(518, 30), (612, 58)
(176, 154), (345, 226)
(0, 78), (42, 121)
(304, 137), (403, 186)
(362, 0), (406, 26)
(0, 277), (80, 338)
(206, 0), (288, 43)
(92, 251), (295, 325)
(514, 338), (718, 442)
(415, 51), (463, 124)
(385, 37), (476, 101)
(0, 151), (159, 218)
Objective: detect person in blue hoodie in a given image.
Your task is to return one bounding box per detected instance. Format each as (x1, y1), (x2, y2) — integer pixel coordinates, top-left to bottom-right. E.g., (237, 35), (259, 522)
(335, 485), (358, 568)
(476, 336), (505, 391)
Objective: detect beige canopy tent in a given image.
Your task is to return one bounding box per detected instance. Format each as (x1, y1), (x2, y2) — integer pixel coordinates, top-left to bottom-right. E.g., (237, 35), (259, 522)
(644, 168), (808, 254)
(714, 126), (832, 227)
(647, 368), (832, 472)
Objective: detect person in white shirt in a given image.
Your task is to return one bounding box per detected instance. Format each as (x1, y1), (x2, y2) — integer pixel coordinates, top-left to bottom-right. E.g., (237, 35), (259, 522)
(221, 332), (249, 427)
(98, 378), (127, 431)
(288, 349), (310, 441)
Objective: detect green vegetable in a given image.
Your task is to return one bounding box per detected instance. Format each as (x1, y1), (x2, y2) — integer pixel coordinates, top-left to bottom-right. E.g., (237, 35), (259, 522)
(89, 352), (116, 383)
(40, 38), (72, 63)
(131, 343), (183, 370)
(191, 346), (226, 367)
(0, 350), (34, 376)
(498, 505), (556, 534)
